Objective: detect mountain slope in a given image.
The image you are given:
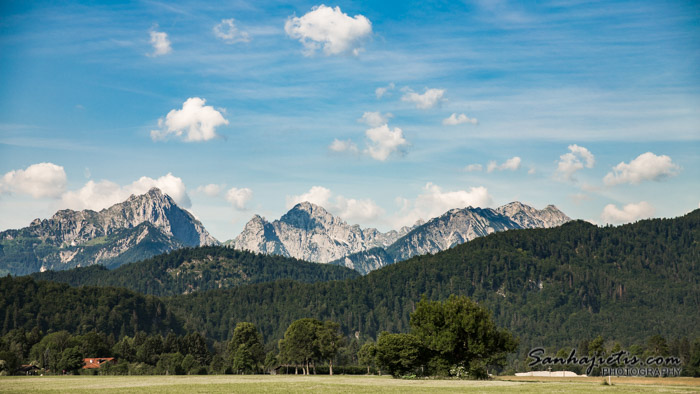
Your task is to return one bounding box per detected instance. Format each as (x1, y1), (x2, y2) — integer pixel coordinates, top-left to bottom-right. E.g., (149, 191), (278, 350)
(167, 210), (699, 359)
(0, 188), (218, 275)
(30, 246), (360, 296)
(230, 201), (569, 274)
(228, 202), (415, 263)
(0, 275), (183, 338)
(332, 204), (570, 274)
(495, 201), (570, 228)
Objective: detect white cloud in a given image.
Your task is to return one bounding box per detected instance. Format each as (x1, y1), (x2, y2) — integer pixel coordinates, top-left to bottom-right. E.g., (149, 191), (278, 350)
(375, 82), (395, 99)
(601, 201), (655, 224)
(329, 139), (359, 153)
(500, 156), (522, 171)
(149, 28), (172, 56)
(358, 111), (393, 127)
(150, 97), (229, 142)
(213, 18), (250, 44)
(60, 180), (123, 211)
(365, 124), (408, 161)
(286, 186), (332, 208)
(61, 173), (191, 211)
(486, 161), (498, 173)
(285, 5), (372, 56)
(603, 152), (680, 186)
(486, 157), (521, 173)
(335, 195), (384, 223)
(286, 186), (383, 223)
(393, 183), (493, 227)
(196, 184), (222, 197)
(465, 164), (483, 172)
(555, 144), (595, 181)
(0, 162), (67, 198)
(401, 88), (445, 109)
(130, 174), (190, 206)
(226, 187), (253, 210)
(443, 113), (478, 126)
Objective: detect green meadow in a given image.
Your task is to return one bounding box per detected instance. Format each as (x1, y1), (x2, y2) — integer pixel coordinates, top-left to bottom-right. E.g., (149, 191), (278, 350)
(1, 375), (698, 393)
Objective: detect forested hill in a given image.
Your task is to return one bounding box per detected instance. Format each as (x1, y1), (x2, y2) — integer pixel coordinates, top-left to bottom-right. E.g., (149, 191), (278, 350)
(30, 246), (360, 296)
(167, 210), (699, 355)
(0, 276), (183, 338)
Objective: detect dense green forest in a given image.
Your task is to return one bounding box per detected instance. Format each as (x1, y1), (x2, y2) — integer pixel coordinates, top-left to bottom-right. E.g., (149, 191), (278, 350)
(166, 212), (699, 363)
(31, 246), (359, 296)
(0, 276), (182, 338)
(2, 210), (698, 375)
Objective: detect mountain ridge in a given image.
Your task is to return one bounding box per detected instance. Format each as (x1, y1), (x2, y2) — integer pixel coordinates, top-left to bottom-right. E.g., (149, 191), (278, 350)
(0, 188), (217, 275)
(30, 246), (360, 297)
(231, 201), (570, 274)
(228, 202), (416, 264)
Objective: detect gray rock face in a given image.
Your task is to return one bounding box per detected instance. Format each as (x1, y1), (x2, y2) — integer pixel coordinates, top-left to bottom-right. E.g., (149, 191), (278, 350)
(0, 188), (218, 275)
(334, 202), (570, 274)
(230, 201), (570, 275)
(19, 188), (217, 248)
(495, 201), (570, 229)
(229, 202), (414, 263)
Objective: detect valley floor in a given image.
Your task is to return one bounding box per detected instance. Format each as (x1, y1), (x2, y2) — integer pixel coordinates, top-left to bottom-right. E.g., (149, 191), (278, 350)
(0, 375), (698, 393)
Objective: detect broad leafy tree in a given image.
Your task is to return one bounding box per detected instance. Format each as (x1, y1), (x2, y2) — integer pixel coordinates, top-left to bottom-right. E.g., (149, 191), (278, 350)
(375, 332), (425, 377)
(278, 318), (345, 375)
(410, 295), (517, 378)
(316, 321), (345, 375)
(278, 318), (321, 375)
(57, 346), (83, 374)
(228, 322), (264, 374)
(357, 341), (377, 374)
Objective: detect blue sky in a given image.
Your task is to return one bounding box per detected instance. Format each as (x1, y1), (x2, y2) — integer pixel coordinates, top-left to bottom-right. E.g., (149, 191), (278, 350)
(1, 0), (698, 241)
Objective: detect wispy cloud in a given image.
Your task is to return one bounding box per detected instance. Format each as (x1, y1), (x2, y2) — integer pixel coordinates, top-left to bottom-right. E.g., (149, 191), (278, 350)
(214, 18), (250, 44)
(401, 88), (446, 109)
(148, 27), (172, 56)
(443, 113), (478, 126)
(555, 145), (594, 181)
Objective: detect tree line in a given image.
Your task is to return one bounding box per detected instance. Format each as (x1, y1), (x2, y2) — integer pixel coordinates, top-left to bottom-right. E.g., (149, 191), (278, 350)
(3, 296), (698, 377)
(30, 246), (359, 297)
(166, 213), (700, 363)
(1, 210), (698, 375)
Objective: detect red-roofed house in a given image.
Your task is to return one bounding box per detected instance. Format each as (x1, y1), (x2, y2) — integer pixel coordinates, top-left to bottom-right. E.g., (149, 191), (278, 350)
(82, 358), (116, 369)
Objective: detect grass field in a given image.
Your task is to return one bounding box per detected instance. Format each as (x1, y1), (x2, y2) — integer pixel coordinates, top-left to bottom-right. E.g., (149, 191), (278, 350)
(0, 375), (698, 393)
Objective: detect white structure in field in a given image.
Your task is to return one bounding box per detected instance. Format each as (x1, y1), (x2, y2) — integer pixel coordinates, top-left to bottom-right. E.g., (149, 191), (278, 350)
(515, 371), (586, 377)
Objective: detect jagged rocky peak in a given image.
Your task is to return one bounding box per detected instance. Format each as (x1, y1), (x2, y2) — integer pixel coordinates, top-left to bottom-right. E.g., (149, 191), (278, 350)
(331, 202), (572, 275)
(496, 201), (570, 228)
(230, 201), (414, 263)
(280, 202), (341, 230)
(0, 188), (219, 275)
(27, 187), (216, 247)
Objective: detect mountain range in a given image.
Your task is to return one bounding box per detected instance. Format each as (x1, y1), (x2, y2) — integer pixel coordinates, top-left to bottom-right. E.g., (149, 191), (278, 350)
(0, 188), (217, 275)
(230, 201), (570, 274)
(3, 207), (697, 372)
(0, 188), (569, 276)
